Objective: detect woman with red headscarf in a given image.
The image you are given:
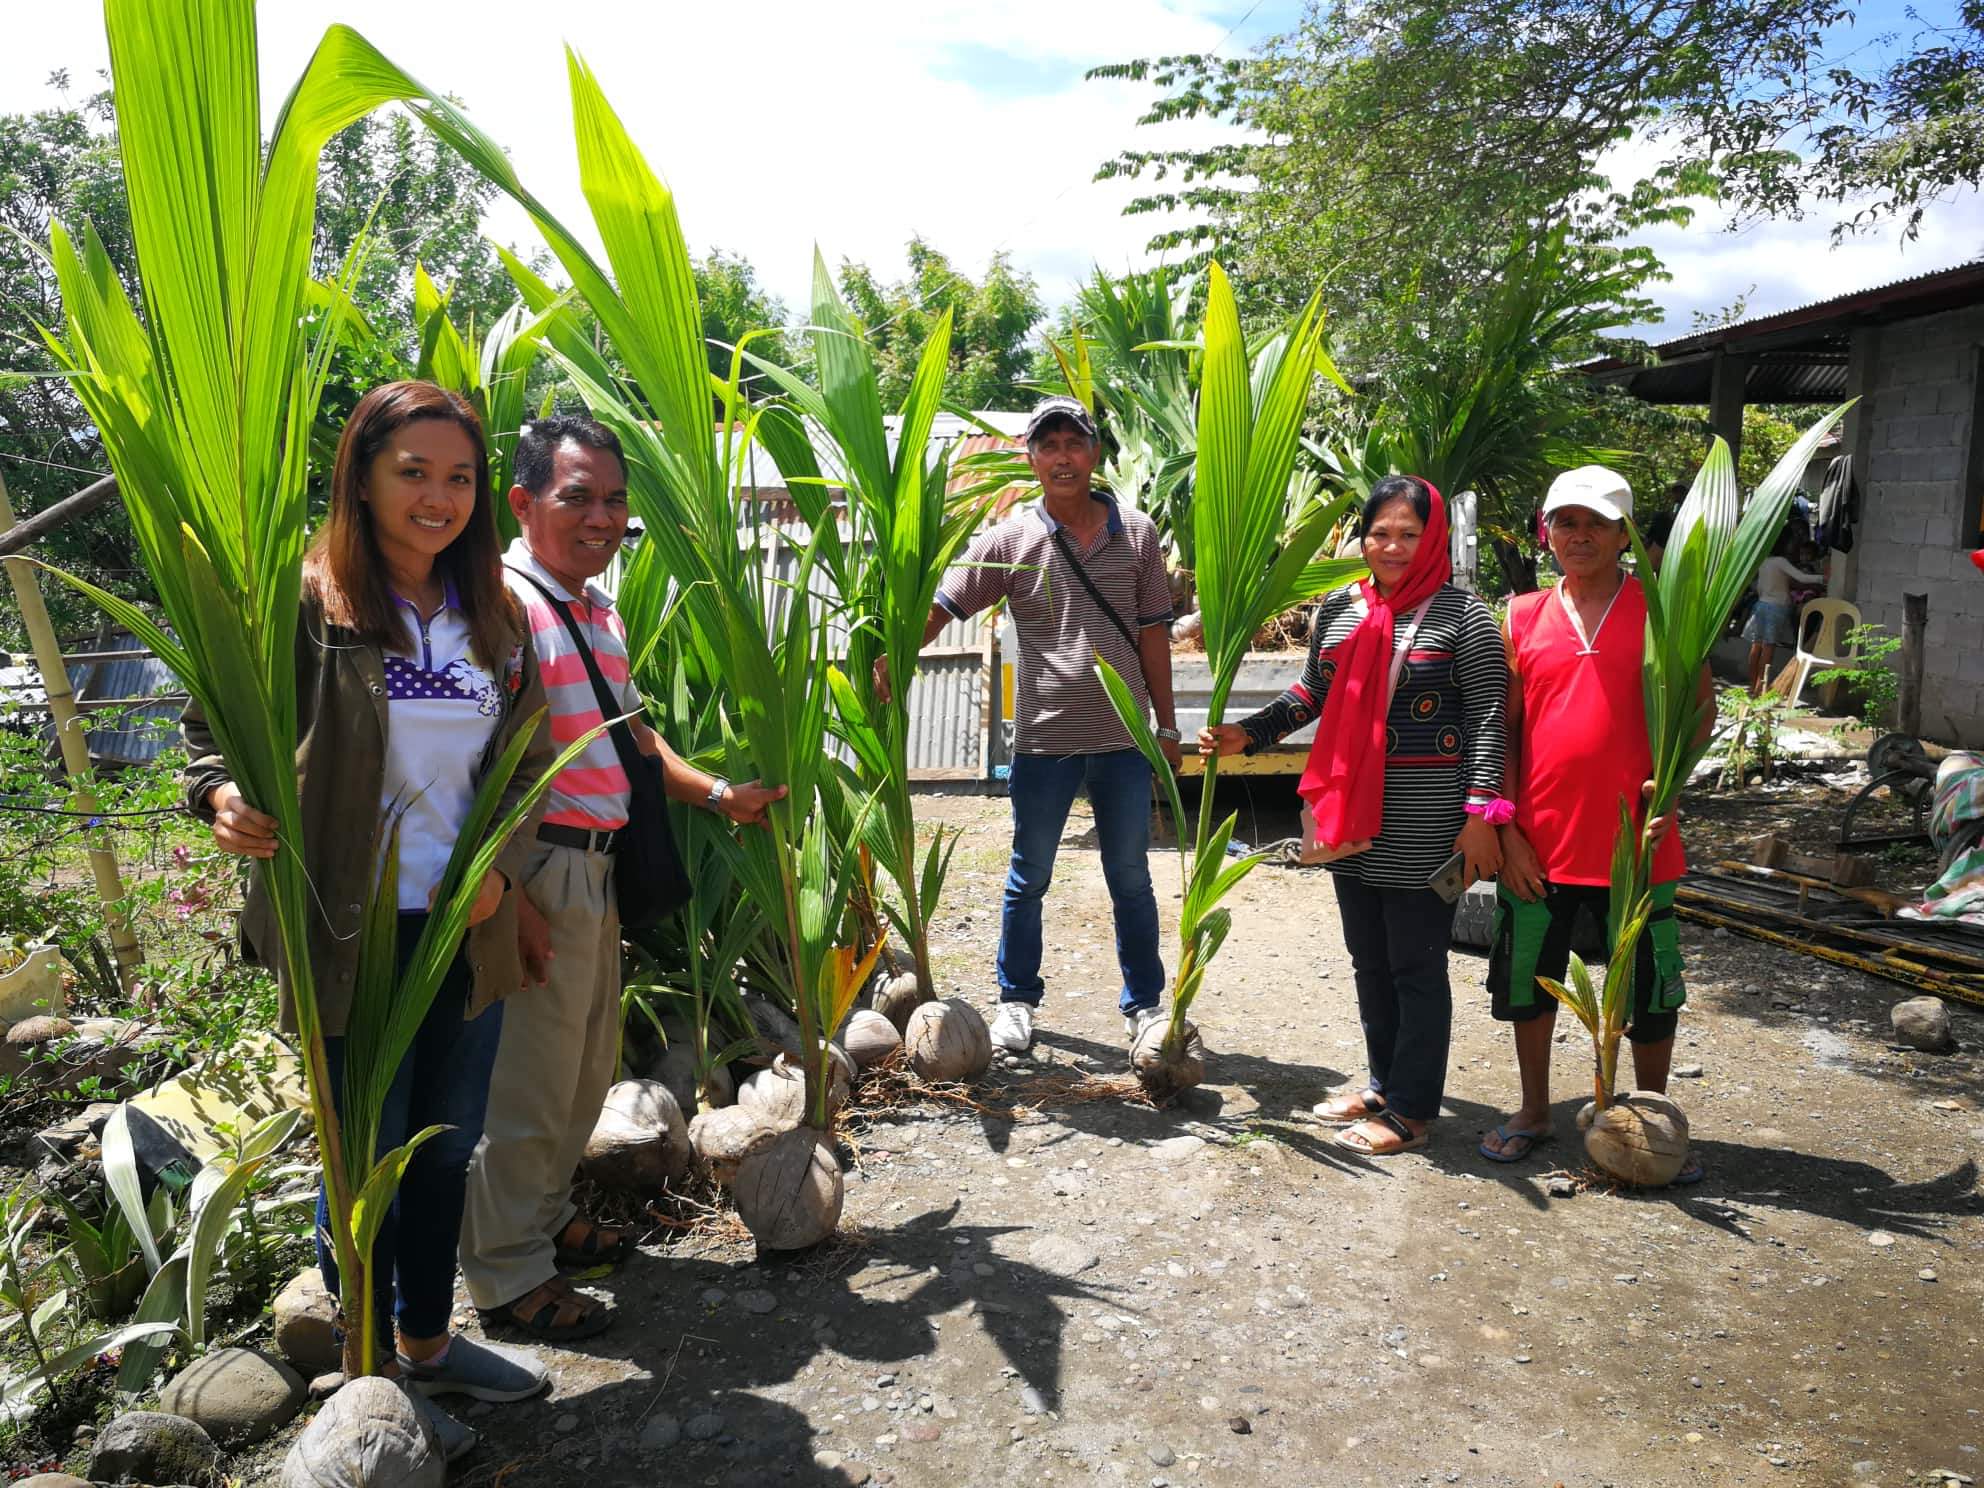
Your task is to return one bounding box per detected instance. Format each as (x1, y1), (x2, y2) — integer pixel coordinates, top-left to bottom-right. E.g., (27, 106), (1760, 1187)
(1200, 476), (1508, 1156)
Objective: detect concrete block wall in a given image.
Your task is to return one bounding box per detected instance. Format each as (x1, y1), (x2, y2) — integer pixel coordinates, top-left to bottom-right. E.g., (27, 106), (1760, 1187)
(1850, 303), (1984, 743)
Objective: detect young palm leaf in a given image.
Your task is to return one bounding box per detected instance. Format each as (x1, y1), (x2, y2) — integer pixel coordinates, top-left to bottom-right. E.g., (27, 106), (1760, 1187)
(1097, 263), (1364, 1097)
(1550, 403), (1852, 1109)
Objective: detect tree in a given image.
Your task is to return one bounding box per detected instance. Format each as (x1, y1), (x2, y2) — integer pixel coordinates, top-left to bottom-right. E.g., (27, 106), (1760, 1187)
(695, 249), (795, 406)
(0, 76), (142, 646)
(1090, 0), (1977, 351)
(837, 239), (1045, 410)
(0, 85), (536, 645)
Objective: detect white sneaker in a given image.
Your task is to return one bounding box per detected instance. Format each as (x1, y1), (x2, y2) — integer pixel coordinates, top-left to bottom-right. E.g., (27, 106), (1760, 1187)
(989, 1002), (1035, 1052)
(1124, 1006), (1165, 1044)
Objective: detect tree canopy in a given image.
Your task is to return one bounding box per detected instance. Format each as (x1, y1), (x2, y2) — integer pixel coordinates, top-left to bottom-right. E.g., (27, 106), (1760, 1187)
(837, 239), (1045, 411)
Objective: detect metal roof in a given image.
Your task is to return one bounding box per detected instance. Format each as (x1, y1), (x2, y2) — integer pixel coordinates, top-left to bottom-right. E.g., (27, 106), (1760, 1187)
(0, 630), (184, 768)
(1580, 259), (1984, 405)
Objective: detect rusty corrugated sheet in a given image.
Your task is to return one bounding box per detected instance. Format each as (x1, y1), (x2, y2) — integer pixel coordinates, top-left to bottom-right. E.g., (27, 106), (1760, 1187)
(902, 651), (987, 779)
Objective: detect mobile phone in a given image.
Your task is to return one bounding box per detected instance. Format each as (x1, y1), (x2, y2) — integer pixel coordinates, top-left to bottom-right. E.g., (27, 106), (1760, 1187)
(1427, 849), (1468, 903)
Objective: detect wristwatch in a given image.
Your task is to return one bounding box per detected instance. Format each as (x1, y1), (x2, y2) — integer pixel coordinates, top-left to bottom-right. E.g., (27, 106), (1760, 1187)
(705, 776), (732, 812)
(1154, 726), (1182, 742)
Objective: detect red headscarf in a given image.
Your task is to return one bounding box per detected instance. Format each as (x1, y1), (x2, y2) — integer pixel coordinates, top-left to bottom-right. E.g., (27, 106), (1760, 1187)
(1297, 478), (1451, 850)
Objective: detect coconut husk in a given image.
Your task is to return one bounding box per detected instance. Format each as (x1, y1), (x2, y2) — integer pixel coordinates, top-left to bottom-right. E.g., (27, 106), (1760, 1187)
(870, 971), (928, 1034)
(580, 1079), (692, 1193)
(904, 998), (992, 1083)
(1583, 1092), (1690, 1187)
(731, 1124), (844, 1251)
(843, 1009), (903, 1070)
(1129, 1016), (1205, 1101)
(687, 1106), (778, 1184)
(740, 993), (804, 1064)
(737, 1051), (851, 1126)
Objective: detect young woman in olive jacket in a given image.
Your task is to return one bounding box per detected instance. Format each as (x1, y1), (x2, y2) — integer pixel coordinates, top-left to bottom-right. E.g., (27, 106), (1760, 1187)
(185, 381), (557, 1411)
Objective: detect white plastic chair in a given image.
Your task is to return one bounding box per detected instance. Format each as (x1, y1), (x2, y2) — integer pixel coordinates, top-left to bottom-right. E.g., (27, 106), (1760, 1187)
(1769, 597), (1861, 707)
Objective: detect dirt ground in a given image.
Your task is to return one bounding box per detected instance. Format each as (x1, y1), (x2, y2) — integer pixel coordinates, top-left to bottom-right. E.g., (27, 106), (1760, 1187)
(243, 785), (1981, 1488)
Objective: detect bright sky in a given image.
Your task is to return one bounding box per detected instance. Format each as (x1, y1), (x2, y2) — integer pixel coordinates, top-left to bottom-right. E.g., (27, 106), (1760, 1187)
(4, 0), (1977, 345)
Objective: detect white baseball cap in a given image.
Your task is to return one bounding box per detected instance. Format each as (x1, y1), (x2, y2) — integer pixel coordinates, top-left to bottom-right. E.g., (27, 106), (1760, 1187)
(1543, 465), (1634, 524)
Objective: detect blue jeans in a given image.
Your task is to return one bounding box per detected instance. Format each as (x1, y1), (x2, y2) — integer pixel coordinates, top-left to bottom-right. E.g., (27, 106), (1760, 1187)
(316, 911), (504, 1344)
(999, 749), (1166, 1014)
(1330, 875), (1458, 1122)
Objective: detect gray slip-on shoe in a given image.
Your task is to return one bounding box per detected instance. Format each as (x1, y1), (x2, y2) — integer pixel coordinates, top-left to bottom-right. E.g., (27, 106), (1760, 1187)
(408, 1385), (479, 1462)
(402, 1334), (550, 1403)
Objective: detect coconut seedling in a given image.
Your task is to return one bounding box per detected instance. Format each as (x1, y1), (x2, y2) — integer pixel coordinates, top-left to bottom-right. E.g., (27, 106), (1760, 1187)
(744, 263), (993, 1021)
(1537, 405), (1851, 1184)
(1096, 263), (1366, 1099)
(407, 51), (901, 1247)
(34, 0), (614, 1377)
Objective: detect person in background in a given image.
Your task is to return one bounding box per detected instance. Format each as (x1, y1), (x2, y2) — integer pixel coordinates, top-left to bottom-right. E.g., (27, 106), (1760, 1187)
(1201, 475), (1507, 1157)
(1744, 530), (1826, 694)
(462, 415), (783, 1342)
(886, 395), (1179, 1058)
(186, 381), (559, 1460)
(1482, 465), (1706, 1183)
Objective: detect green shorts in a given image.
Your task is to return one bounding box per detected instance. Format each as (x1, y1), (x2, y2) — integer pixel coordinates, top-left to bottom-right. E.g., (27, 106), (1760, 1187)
(1486, 880), (1686, 1044)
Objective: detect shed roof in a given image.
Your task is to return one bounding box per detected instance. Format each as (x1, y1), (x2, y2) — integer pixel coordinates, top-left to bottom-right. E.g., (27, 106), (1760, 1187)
(1579, 259), (1984, 405)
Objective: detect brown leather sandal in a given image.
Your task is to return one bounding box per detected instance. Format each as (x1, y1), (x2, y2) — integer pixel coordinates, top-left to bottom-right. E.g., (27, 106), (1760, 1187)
(476, 1277), (614, 1341)
(554, 1217), (634, 1269)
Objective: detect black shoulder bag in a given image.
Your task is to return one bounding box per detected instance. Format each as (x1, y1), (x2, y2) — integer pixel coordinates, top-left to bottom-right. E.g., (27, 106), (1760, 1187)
(507, 567), (690, 930)
(1047, 526), (1144, 660)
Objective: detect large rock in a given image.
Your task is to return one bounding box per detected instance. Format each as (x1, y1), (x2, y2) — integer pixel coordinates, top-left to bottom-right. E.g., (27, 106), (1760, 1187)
(89, 1409), (221, 1486)
(280, 1376), (443, 1488)
(1891, 996), (1954, 1052)
(17, 1475), (92, 1488)
(157, 1346), (306, 1446)
(580, 1079), (690, 1193)
(274, 1268), (342, 1377)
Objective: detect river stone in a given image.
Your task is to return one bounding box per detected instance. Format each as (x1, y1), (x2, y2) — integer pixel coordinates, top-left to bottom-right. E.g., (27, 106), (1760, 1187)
(1026, 1234), (1099, 1278)
(1891, 996), (1954, 1051)
(280, 1375), (443, 1488)
(89, 1410), (221, 1486)
(158, 1346), (306, 1446)
(18, 1475), (93, 1487)
(274, 1267), (341, 1376)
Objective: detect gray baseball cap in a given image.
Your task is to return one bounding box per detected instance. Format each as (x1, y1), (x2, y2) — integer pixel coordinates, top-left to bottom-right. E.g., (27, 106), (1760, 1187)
(1024, 395), (1097, 443)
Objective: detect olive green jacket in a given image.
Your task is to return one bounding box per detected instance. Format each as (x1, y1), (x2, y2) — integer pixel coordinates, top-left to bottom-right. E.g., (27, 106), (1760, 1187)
(182, 588), (554, 1037)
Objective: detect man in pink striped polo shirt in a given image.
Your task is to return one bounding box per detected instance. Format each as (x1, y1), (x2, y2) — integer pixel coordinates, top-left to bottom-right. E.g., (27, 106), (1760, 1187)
(462, 416), (782, 1340)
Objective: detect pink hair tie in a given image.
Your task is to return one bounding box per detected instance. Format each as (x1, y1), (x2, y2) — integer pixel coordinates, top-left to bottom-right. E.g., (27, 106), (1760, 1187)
(1466, 798), (1516, 826)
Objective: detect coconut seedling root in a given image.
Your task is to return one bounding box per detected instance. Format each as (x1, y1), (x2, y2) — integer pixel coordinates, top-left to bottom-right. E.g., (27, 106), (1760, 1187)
(1130, 1016), (1207, 1102)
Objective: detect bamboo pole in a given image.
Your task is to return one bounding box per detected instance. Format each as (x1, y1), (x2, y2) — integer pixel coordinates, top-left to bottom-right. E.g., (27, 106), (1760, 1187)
(0, 469), (145, 988)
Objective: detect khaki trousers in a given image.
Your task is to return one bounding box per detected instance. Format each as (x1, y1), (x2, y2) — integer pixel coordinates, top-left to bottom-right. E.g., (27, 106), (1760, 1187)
(460, 840), (620, 1309)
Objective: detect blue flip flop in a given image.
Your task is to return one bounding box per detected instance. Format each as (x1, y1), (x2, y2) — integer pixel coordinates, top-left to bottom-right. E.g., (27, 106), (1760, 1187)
(1479, 1124), (1553, 1163)
(1667, 1152), (1706, 1186)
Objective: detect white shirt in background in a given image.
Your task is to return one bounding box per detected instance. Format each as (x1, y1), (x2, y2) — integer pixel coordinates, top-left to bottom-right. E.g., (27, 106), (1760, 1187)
(1756, 555), (1824, 606)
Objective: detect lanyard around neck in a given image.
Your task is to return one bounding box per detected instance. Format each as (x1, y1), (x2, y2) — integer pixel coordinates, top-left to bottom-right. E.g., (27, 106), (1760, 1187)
(1555, 579), (1623, 656)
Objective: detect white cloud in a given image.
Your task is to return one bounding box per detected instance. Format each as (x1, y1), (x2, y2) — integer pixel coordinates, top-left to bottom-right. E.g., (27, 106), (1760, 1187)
(1, 0), (1275, 319)
(14, 1), (1966, 348)
(1594, 132), (1984, 339)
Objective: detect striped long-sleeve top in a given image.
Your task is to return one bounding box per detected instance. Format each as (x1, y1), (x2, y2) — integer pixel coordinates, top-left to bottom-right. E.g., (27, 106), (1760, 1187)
(1238, 583), (1509, 888)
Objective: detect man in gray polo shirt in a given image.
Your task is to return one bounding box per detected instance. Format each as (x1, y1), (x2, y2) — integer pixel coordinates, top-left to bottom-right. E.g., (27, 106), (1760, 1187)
(898, 396), (1180, 1053)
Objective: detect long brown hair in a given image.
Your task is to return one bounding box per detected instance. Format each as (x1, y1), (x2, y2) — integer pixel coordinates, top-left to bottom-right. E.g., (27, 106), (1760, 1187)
(305, 381), (520, 671)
